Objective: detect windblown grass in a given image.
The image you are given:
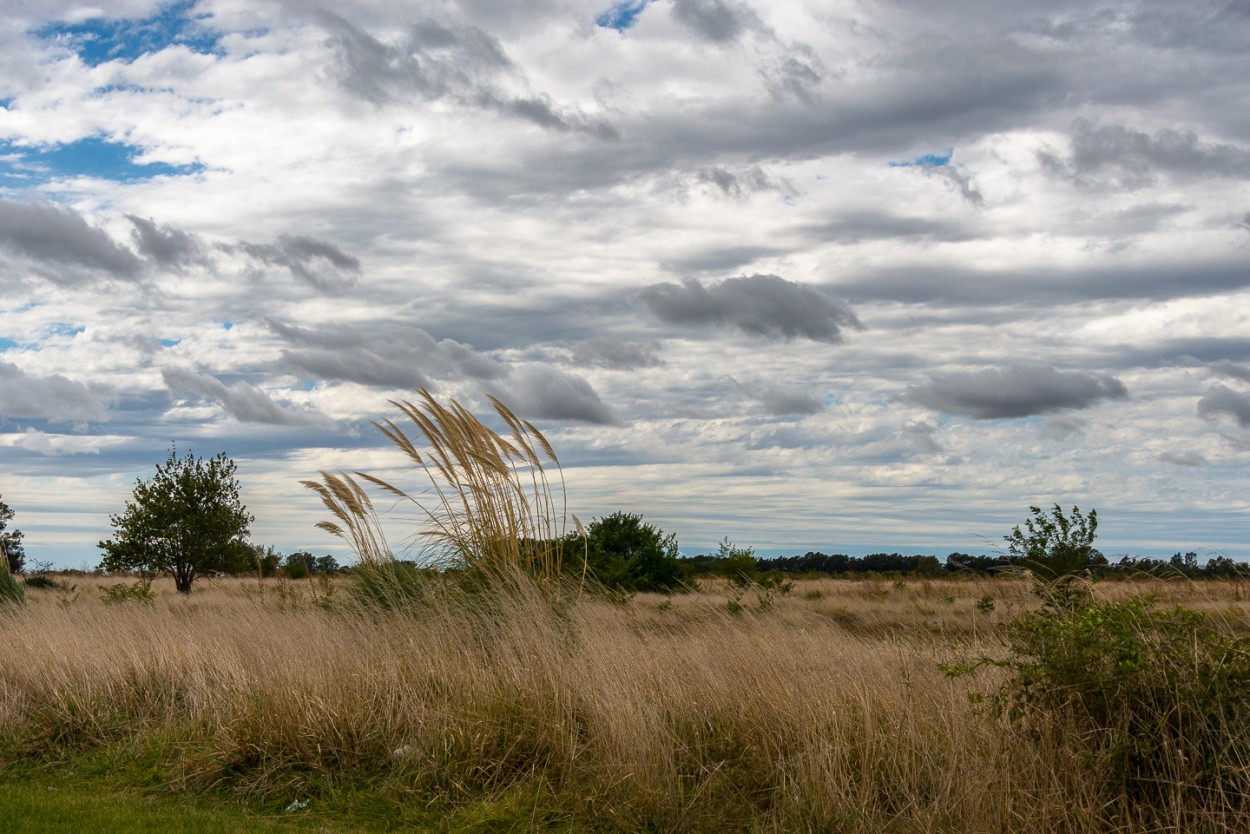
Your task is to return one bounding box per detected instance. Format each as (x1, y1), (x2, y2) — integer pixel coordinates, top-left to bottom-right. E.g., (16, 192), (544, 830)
(5, 574), (1250, 831)
(303, 391), (581, 586)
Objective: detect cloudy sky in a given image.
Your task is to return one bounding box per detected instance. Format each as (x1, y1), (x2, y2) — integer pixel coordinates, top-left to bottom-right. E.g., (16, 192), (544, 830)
(3, 0), (1249, 568)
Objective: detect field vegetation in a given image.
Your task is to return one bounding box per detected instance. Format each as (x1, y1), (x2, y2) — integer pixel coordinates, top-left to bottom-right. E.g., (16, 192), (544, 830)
(4, 572), (1250, 832)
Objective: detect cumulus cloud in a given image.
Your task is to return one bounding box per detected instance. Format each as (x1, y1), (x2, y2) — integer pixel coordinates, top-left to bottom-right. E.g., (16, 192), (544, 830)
(1208, 360), (1250, 383)
(267, 320), (615, 423)
(0, 200), (141, 279)
(1041, 119), (1250, 189)
(1159, 451), (1207, 467)
(571, 337), (663, 370)
(162, 367), (333, 427)
(268, 319), (503, 388)
(487, 364), (617, 425)
(692, 165), (794, 199)
(670, 0), (763, 43)
(639, 274), (861, 342)
(317, 11), (617, 137)
(0, 360), (108, 421)
(905, 364), (1129, 419)
(236, 235), (361, 291)
(126, 214), (205, 269)
(1197, 385), (1250, 428)
(727, 376), (824, 415)
(902, 420), (943, 453)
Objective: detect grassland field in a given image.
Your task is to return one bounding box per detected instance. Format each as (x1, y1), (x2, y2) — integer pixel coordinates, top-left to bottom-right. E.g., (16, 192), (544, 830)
(4, 571), (1250, 832)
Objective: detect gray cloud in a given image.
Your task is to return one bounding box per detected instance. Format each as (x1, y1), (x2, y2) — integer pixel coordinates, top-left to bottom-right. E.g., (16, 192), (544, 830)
(639, 274), (861, 342)
(126, 215), (205, 269)
(236, 235), (360, 291)
(924, 165), (984, 206)
(267, 319), (614, 423)
(906, 364), (1129, 419)
(0, 200), (142, 279)
(693, 165), (794, 198)
(800, 212), (975, 245)
(1208, 360), (1250, 383)
(487, 364), (617, 425)
(1197, 385), (1250, 428)
(727, 376), (824, 415)
(0, 360), (108, 422)
(571, 337), (663, 370)
(317, 11), (617, 138)
(1039, 415), (1089, 440)
(162, 367), (333, 427)
(1041, 119), (1250, 189)
(1159, 451), (1208, 467)
(670, 0), (762, 43)
(834, 260), (1250, 307)
(268, 319), (503, 388)
(760, 49), (826, 104)
(903, 420), (943, 453)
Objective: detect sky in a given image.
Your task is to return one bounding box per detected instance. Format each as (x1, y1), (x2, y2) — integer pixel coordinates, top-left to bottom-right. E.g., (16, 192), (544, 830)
(2, 0), (1249, 569)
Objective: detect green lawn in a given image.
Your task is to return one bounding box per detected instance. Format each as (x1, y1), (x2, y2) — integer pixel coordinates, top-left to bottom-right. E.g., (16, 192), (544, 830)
(2, 767), (582, 833)
(1, 777), (365, 833)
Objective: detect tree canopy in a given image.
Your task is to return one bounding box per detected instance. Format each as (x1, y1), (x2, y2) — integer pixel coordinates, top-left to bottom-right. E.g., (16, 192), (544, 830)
(0, 495), (25, 575)
(98, 447), (253, 594)
(582, 511), (691, 592)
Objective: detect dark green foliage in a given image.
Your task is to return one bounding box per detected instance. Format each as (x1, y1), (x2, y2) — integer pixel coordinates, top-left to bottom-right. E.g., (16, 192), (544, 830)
(349, 560), (434, 609)
(0, 545), (22, 605)
(996, 594), (1250, 816)
(98, 446), (254, 594)
(1004, 504), (1102, 578)
(0, 495), (25, 575)
(100, 581), (156, 605)
(581, 512), (691, 593)
(284, 551), (313, 580)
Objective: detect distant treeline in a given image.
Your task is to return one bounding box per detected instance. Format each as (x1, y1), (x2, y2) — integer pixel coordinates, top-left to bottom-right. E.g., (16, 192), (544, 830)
(682, 550), (1250, 579)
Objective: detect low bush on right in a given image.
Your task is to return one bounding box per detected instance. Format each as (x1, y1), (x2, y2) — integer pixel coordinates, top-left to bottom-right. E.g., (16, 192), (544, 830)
(972, 504), (1250, 826)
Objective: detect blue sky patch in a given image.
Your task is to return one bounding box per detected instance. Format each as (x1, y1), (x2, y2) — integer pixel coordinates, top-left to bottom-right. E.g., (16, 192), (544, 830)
(889, 150), (953, 168)
(159, 338), (181, 348)
(0, 337), (18, 352)
(0, 137), (203, 184)
(596, 0), (653, 31)
(222, 321), (234, 330)
(35, 0), (221, 67)
(45, 323), (86, 339)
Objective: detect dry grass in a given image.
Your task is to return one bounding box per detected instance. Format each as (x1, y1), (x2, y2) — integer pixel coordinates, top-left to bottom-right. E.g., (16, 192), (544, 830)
(303, 391), (579, 584)
(6, 573), (1248, 831)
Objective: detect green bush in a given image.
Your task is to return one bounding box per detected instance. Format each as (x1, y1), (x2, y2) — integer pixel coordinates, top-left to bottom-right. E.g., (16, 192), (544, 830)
(580, 512), (691, 593)
(0, 545), (23, 605)
(996, 593), (1250, 816)
(100, 581), (156, 605)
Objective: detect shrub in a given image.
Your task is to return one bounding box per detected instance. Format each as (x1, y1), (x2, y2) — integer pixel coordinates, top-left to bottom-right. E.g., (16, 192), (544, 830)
(100, 581), (156, 605)
(995, 593), (1250, 818)
(580, 512), (690, 593)
(0, 541), (23, 605)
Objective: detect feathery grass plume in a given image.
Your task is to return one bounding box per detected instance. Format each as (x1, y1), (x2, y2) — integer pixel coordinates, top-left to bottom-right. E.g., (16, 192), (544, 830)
(303, 390), (581, 590)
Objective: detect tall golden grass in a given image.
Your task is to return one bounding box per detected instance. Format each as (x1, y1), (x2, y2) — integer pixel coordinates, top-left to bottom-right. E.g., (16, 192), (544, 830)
(303, 391), (580, 584)
(4, 574), (1249, 831)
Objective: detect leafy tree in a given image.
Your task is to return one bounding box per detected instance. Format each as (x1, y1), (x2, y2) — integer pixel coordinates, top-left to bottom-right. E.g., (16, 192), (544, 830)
(1004, 504), (1100, 579)
(582, 512), (691, 592)
(0, 495), (25, 575)
(98, 447), (254, 594)
(313, 554), (340, 574)
(284, 551), (313, 579)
